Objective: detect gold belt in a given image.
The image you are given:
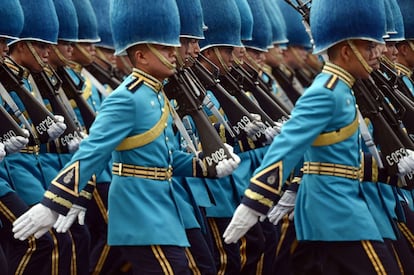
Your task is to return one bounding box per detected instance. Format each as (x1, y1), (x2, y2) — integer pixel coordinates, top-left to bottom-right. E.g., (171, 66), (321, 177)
(112, 162), (173, 181)
(302, 162), (361, 180)
(20, 145), (40, 154)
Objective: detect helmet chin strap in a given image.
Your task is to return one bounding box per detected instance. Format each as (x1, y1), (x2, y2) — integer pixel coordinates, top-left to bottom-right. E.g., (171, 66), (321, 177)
(213, 47), (230, 73)
(347, 40), (373, 74)
(407, 40), (414, 53)
(51, 45), (77, 67)
(26, 41), (47, 68)
(74, 43), (93, 65)
(146, 44), (176, 71)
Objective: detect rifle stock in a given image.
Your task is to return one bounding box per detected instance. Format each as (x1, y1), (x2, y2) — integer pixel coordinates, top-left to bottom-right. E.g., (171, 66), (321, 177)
(0, 60), (57, 143)
(164, 70), (234, 176)
(57, 66), (96, 131)
(0, 104), (26, 143)
(31, 69), (81, 152)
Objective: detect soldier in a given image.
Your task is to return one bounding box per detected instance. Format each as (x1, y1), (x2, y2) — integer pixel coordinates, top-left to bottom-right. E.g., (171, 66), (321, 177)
(12, 0), (240, 274)
(224, 0), (414, 274)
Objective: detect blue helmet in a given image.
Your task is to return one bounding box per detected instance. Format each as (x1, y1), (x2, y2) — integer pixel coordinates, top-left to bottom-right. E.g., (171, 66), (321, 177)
(16, 0), (59, 44)
(72, 0), (100, 43)
(53, 0), (79, 42)
(311, 0), (386, 54)
(265, 0), (289, 45)
(397, 0), (414, 40)
(276, 0), (311, 49)
(243, 0), (272, 51)
(199, 0), (242, 51)
(110, 0), (181, 56)
(176, 0), (205, 39)
(0, 0), (24, 39)
(386, 0), (404, 41)
(90, 0), (114, 49)
(235, 0), (253, 42)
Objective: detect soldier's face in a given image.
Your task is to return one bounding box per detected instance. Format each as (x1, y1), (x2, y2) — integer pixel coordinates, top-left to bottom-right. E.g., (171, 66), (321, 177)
(24, 41), (50, 72)
(246, 48), (266, 67)
(187, 39), (200, 59)
(72, 43), (95, 65)
(145, 44), (177, 80)
(348, 40), (378, 78)
(232, 46), (246, 63)
(384, 42), (398, 62)
(265, 45), (283, 67)
(57, 41), (74, 60)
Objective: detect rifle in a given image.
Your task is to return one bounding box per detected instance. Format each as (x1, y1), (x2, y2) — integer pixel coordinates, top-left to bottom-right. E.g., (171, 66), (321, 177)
(0, 58), (58, 143)
(353, 79), (414, 187)
(31, 67), (82, 152)
(0, 104), (26, 143)
(164, 69), (235, 177)
(190, 56), (267, 143)
(84, 61), (121, 90)
(271, 65), (302, 104)
(57, 66), (96, 131)
(230, 64), (290, 121)
(370, 69), (414, 141)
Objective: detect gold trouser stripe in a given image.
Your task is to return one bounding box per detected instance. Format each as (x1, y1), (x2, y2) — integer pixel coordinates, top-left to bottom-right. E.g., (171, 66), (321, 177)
(15, 236), (36, 275)
(93, 188), (108, 224)
(312, 115), (358, 146)
(112, 162), (172, 180)
(50, 230), (59, 275)
(208, 219), (227, 275)
(390, 242), (405, 275)
(239, 237), (247, 269)
(290, 239), (299, 255)
(276, 215), (290, 257)
(68, 231), (77, 275)
(151, 245), (174, 275)
(185, 247), (201, 275)
(398, 222), (414, 249)
(0, 200), (16, 221)
(255, 253), (264, 275)
(116, 94), (170, 151)
(92, 244), (110, 275)
(361, 240), (387, 275)
(302, 162), (361, 180)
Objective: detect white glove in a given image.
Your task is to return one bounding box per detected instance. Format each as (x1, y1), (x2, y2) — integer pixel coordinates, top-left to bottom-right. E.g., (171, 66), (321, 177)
(398, 149), (414, 176)
(267, 190), (296, 225)
(47, 115), (67, 141)
(223, 204), (265, 244)
(13, 203), (58, 240)
(215, 143), (241, 177)
(244, 113), (266, 140)
(53, 204), (86, 233)
(263, 125), (280, 145)
(0, 143), (5, 162)
(4, 129), (30, 154)
(67, 136), (82, 153)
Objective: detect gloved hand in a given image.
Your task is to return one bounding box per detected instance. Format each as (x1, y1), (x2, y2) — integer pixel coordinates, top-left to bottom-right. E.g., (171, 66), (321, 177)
(67, 136), (83, 153)
(263, 125), (281, 145)
(53, 204), (86, 233)
(13, 203), (58, 240)
(223, 204), (265, 244)
(244, 113), (266, 140)
(267, 190), (296, 225)
(398, 149), (414, 176)
(47, 115), (67, 141)
(0, 142), (5, 162)
(215, 143), (241, 177)
(4, 129), (30, 154)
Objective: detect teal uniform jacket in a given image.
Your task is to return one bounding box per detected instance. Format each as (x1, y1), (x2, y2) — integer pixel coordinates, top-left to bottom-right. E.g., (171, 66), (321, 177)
(42, 69), (204, 246)
(0, 162), (15, 197)
(242, 62), (383, 242)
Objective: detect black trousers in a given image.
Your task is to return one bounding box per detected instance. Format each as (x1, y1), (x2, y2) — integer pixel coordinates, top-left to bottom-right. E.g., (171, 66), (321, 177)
(119, 245), (190, 275)
(185, 228), (216, 275)
(0, 192), (54, 275)
(291, 240), (402, 275)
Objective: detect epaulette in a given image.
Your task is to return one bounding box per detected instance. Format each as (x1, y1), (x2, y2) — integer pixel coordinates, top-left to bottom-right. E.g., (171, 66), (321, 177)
(324, 74), (339, 91)
(125, 77), (144, 93)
